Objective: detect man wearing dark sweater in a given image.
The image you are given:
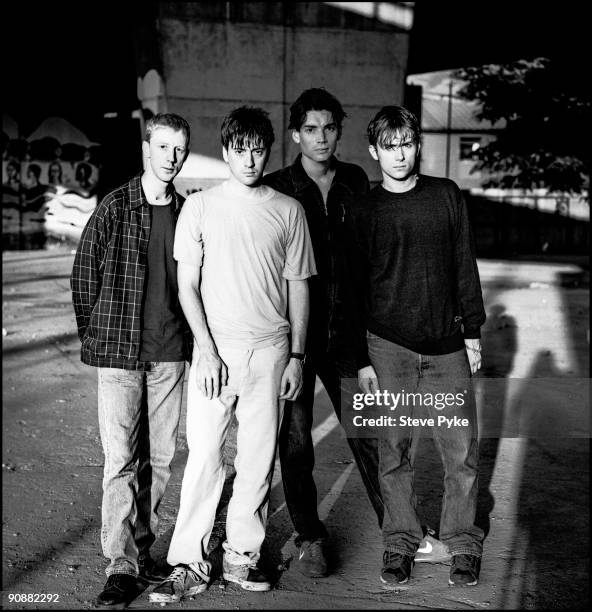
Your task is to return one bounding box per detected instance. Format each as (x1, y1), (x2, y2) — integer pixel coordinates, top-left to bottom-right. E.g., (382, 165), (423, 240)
(345, 106), (485, 588)
(264, 90), (445, 578)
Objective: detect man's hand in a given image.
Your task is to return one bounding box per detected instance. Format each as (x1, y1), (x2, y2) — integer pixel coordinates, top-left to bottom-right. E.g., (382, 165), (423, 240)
(358, 365), (379, 394)
(279, 358), (304, 401)
(195, 351), (228, 399)
(464, 338), (482, 375)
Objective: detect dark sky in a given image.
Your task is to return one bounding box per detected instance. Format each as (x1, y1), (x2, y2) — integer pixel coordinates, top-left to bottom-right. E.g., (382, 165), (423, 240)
(2, 2), (139, 139)
(408, 2), (589, 73)
(2, 2), (589, 136)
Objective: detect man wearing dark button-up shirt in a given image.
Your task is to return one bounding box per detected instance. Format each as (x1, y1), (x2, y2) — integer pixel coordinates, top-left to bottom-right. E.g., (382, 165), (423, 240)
(71, 113), (192, 609)
(263, 88), (381, 577)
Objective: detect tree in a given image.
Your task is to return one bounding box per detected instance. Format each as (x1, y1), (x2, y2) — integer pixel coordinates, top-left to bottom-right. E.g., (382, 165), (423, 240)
(455, 58), (591, 194)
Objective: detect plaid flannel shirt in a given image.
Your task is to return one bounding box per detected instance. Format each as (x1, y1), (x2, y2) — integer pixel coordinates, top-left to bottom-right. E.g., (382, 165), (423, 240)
(70, 174), (192, 370)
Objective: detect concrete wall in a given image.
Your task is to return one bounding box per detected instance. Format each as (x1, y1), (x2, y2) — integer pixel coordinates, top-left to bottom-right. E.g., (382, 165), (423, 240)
(135, 4), (410, 192)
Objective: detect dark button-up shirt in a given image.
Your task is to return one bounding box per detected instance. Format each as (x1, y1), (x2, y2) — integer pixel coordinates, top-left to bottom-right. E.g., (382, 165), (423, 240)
(263, 155), (370, 359)
(71, 174), (192, 370)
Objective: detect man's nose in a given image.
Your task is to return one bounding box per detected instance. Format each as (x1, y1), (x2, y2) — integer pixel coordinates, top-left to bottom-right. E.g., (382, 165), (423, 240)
(245, 152), (255, 167)
(317, 130), (328, 143)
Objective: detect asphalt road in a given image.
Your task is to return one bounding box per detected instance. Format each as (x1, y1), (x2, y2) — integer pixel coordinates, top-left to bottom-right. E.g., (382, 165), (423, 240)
(2, 247), (589, 610)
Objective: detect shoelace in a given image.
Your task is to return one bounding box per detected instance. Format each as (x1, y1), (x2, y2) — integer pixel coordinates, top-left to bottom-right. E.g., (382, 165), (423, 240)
(167, 566), (188, 585)
(306, 541), (324, 559)
(454, 555), (476, 571)
(188, 562), (210, 582)
(383, 552), (407, 567)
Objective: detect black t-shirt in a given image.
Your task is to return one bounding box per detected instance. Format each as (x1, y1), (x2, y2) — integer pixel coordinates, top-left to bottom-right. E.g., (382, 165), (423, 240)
(139, 203), (185, 362)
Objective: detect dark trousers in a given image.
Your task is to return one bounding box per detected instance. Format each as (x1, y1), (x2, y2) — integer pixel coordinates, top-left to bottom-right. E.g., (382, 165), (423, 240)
(367, 333), (484, 557)
(278, 353), (384, 546)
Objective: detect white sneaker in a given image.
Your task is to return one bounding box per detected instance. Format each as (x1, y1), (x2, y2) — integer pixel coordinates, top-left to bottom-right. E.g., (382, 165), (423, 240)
(415, 531), (452, 564)
(222, 558), (271, 592)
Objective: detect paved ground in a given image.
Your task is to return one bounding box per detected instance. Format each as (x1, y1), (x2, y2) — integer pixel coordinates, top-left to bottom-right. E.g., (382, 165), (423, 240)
(2, 246), (589, 610)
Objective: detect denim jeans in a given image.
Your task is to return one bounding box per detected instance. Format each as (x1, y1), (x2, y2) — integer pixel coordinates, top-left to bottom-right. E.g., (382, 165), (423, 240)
(279, 353), (384, 546)
(166, 338), (288, 567)
(367, 333), (483, 557)
(97, 361), (185, 576)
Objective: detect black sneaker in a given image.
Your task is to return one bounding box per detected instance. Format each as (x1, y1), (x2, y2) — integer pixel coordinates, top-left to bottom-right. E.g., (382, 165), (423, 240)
(297, 539), (328, 577)
(380, 552), (414, 589)
(138, 555), (170, 584)
(449, 554), (481, 586)
(96, 573), (139, 609)
(148, 563), (210, 603)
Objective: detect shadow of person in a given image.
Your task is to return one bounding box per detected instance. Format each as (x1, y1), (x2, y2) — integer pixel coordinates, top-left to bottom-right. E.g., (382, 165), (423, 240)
(498, 350), (589, 609)
(475, 302), (518, 539)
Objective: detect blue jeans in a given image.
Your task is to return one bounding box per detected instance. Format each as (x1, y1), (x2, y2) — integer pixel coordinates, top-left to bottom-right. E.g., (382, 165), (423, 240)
(367, 333), (483, 557)
(97, 362), (185, 576)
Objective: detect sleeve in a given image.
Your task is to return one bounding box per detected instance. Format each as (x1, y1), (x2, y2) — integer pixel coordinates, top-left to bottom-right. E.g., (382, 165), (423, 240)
(173, 193), (204, 268)
(452, 184), (486, 338)
(70, 196), (111, 341)
(283, 201), (317, 280)
(342, 205), (372, 370)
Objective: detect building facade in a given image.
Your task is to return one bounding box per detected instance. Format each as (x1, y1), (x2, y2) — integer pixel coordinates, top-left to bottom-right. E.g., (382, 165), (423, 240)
(134, 2), (414, 194)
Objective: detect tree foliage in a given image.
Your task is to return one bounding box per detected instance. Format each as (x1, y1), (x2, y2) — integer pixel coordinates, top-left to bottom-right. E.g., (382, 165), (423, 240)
(455, 58), (590, 194)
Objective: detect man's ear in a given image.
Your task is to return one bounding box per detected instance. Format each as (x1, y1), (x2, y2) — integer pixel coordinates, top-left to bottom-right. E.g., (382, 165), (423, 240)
(222, 147), (229, 163)
(368, 144), (379, 161)
(291, 130), (301, 145)
(142, 140), (150, 159)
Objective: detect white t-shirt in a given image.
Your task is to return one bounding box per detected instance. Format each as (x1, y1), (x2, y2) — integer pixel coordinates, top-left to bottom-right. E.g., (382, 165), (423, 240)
(174, 181), (317, 348)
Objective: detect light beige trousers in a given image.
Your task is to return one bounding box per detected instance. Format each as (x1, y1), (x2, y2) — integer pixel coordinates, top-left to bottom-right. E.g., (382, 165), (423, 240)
(167, 337), (288, 567)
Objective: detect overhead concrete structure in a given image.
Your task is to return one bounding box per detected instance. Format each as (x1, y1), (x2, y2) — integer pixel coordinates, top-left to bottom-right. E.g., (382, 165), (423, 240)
(133, 2), (413, 191)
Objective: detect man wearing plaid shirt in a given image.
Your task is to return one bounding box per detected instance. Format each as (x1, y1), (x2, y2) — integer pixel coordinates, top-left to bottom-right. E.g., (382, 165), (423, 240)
(71, 113), (192, 609)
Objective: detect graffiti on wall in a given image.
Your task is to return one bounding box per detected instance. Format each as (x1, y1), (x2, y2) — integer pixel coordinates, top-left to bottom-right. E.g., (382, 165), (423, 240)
(2, 116), (100, 249)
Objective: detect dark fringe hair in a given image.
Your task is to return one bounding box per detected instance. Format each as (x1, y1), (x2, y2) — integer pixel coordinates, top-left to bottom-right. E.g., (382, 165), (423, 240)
(367, 106), (420, 147)
(220, 106), (275, 150)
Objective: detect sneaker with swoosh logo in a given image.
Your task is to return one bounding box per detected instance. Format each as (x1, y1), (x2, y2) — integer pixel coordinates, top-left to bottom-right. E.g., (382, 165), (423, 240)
(415, 531), (452, 564)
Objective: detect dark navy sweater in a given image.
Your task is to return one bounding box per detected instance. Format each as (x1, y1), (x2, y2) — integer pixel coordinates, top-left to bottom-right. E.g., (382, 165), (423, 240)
(345, 175), (485, 368)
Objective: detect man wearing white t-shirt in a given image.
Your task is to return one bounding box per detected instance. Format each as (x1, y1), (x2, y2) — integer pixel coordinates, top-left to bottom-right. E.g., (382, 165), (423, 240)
(150, 107), (316, 602)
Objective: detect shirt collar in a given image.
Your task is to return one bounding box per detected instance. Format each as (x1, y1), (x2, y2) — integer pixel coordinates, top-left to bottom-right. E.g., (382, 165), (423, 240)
(290, 154), (354, 194)
(128, 173), (182, 212)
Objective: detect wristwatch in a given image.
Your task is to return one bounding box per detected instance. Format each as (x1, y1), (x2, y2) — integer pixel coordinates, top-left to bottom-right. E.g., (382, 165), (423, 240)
(289, 352), (306, 364)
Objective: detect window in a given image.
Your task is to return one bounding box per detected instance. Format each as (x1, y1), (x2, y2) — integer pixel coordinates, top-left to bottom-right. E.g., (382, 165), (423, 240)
(460, 137), (482, 160)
